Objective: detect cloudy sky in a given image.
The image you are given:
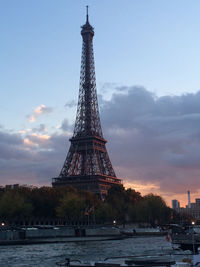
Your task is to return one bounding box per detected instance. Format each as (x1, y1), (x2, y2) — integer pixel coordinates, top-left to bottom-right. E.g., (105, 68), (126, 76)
(1, 0), (200, 206)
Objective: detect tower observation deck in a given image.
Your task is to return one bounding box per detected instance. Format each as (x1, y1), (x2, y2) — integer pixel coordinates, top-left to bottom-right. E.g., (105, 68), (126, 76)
(52, 8), (122, 198)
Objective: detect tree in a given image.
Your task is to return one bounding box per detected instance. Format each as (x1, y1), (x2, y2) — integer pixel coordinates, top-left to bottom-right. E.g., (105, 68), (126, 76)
(94, 202), (115, 223)
(130, 194), (171, 225)
(56, 192), (85, 220)
(126, 188), (142, 204)
(0, 191), (33, 219)
(105, 185), (128, 224)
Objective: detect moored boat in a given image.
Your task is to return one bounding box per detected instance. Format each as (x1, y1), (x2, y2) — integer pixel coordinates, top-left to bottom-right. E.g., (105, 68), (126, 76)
(56, 255), (193, 267)
(170, 224), (200, 252)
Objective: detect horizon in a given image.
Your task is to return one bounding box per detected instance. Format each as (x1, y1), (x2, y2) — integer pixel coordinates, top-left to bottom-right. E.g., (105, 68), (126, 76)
(1, 0), (200, 207)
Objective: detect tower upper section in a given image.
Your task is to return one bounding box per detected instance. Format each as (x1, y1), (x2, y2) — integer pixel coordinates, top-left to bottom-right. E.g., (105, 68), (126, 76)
(73, 8), (103, 139)
(81, 6), (94, 37)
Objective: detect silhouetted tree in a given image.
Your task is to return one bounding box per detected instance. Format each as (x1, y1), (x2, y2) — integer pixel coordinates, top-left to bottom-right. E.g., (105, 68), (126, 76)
(0, 191), (33, 219)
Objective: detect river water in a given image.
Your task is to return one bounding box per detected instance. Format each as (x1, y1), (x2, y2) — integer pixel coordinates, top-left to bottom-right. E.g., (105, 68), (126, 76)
(0, 236), (192, 267)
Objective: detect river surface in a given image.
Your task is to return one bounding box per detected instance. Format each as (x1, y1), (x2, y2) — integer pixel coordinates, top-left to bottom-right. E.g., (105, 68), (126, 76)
(0, 236), (192, 267)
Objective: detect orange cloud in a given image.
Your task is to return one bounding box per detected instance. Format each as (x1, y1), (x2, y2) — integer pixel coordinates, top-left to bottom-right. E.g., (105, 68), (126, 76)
(31, 133), (50, 140)
(23, 133), (51, 149)
(29, 105), (53, 122)
(24, 138), (36, 147)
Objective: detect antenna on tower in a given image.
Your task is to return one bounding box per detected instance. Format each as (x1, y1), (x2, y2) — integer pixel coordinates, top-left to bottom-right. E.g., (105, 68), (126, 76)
(86, 5), (89, 22)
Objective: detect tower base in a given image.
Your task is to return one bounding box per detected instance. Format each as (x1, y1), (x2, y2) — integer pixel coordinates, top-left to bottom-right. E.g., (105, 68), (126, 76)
(52, 175), (122, 199)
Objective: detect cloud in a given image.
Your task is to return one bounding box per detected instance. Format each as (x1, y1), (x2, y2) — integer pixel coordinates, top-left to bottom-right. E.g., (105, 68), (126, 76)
(65, 100), (76, 108)
(24, 133), (51, 149)
(60, 119), (73, 133)
(29, 105), (53, 122)
(32, 124), (47, 133)
(2, 86), (200, 205)
(99, 82), (119, 94)
(0, 129), (68, 186)
(100, 86), (200, 197)
(0, 131), (29, 161)
(0, 131), (23, 146)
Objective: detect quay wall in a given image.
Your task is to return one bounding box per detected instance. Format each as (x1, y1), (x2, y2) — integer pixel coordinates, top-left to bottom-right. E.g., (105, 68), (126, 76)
(25, 227), (120, 238)
(0, 226), (120, 241)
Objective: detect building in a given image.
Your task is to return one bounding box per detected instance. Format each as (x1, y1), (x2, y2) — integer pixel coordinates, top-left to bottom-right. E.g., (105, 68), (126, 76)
(52, 8), (122, 198)
(172, 199), (180, 209)
(195, 199), (200, 206)
(187, 190), (191, 208)
(3, 184), (37, 190)
(174, 192), (200, 220)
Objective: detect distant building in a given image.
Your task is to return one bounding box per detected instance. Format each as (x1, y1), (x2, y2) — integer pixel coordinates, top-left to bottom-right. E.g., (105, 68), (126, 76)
(4, 184), (37, 190)
(195, 199), (200, 206)
(178, 206), (200, 220)
(188, 190), (191, 208)
(0, 186), (4, 192)
(177, 195), (200, 220)
(172, 199), (180, 209)
(186, 202), (196, 208)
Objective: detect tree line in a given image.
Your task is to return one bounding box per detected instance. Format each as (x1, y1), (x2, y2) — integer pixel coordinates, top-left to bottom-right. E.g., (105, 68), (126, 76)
(0, 185), (179, 225)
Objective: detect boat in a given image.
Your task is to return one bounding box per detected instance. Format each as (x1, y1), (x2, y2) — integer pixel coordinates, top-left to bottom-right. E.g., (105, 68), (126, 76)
(170, 224), (200, 252)
(120, 227), (166, 237)
(56, 255), (193, 267)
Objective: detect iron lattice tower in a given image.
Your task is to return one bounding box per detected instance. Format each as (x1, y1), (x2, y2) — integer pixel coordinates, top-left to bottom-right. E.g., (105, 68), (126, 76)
(52, 8), (122, 198)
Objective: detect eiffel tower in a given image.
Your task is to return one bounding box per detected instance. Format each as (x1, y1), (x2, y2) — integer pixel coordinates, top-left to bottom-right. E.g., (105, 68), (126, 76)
(52, 7), (122, 198)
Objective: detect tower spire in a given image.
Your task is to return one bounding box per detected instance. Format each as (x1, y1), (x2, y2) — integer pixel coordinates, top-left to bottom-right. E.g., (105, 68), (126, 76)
(86, 5), (89, 23)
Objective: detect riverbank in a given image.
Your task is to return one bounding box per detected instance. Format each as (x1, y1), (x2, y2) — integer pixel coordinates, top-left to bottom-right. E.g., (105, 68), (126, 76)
(0, 226), (122, 246)
(0, 225), (167, 246)
(0, 235), (123, 246)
